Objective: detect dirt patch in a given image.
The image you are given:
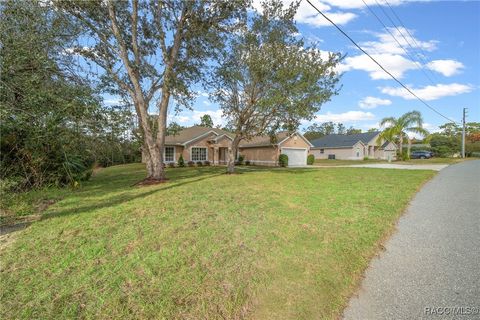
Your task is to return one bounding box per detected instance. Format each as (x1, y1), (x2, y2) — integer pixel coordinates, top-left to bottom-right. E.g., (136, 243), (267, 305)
(132, 177), (170, 187)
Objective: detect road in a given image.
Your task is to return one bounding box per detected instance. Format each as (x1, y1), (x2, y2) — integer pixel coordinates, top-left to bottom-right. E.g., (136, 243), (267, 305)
(343, 160), (480, 320)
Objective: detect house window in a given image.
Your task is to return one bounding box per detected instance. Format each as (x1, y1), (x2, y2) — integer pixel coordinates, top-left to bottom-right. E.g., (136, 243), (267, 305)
(320, 149), (324, 154)
(164, 146), (174, 162)
(191, 147), (207, 161)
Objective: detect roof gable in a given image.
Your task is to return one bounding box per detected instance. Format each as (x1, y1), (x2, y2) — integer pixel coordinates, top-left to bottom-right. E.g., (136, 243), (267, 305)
(165, 126), (234, 146)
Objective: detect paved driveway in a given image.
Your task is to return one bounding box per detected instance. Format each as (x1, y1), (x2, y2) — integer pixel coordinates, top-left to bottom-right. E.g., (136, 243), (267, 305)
(343, 160), (480, 320)
(313, 163), (449, 171)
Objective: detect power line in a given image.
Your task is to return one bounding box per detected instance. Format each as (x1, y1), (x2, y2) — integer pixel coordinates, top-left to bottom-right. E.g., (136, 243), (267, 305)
(383, 0), (440, 81)
(361, 0), (437, 85)
(304, 0), (458, 124)
(375, 0), (440, 82)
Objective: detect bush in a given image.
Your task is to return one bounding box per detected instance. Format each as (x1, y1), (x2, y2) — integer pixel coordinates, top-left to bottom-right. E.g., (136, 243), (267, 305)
(245, 160), (251, 166)
(196, 161), (203, 166)
(203, 161), (211, 166)
(187, 161), (195, 167)
(307, 154), (315, 165)
(177, 154), (185, 167)
(168, 162), (175, 168)
(278, 154), (288, 167)
(400, 150), (410, 161)
(237, 154), (244, 165)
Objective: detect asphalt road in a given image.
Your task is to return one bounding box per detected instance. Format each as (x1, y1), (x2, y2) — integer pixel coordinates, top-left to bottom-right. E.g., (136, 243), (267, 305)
(343, 160), (480, 320)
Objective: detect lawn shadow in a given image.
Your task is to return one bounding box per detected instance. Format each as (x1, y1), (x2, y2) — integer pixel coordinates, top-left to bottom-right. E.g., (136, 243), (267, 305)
(40, 167), (224, 221)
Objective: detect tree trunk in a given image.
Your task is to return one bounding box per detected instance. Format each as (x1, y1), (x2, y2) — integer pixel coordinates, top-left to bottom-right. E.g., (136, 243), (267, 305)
(407, 137), (412, 159)
(134, 100), (163, 180)
(227, 135), (241, 174)
(399, 135), (403, 157)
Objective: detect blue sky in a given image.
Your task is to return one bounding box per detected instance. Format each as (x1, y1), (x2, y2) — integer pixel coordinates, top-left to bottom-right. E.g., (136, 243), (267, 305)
(162, 0), (479, 134)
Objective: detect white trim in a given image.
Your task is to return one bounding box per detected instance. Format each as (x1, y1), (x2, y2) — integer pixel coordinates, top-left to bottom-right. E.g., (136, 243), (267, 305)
(278, 132), (314, 147)
(164, 146), (176, 163)
(182, 130), (218, 146)
(190, 146), (208, 162)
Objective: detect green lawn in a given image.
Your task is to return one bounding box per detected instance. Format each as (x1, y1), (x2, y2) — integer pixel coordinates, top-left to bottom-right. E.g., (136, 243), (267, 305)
(0, 164), (435, 319)
(314, 157), (467, 166)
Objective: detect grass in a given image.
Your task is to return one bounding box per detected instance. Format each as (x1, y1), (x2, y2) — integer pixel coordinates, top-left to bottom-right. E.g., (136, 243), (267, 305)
(314, 157), (467, 166)
(0, 164), (435, 319)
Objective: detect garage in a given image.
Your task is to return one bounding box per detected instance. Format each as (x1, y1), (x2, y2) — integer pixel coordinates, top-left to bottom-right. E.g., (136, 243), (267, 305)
(281, 148), (307, 166)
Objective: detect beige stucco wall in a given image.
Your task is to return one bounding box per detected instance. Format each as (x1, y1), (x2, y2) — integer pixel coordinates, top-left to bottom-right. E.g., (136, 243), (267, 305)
(374, 142), (397, 160)
(281, 134), (311, 149)
(239, 146), (278, 166)
(310, 142), (365, 160)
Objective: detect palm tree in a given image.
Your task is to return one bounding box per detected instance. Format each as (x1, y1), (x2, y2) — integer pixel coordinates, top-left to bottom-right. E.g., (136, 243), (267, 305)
(379, 111), (429, 159)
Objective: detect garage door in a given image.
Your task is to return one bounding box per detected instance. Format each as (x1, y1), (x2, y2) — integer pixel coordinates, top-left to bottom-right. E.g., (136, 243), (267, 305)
(281, 148), (307, 166)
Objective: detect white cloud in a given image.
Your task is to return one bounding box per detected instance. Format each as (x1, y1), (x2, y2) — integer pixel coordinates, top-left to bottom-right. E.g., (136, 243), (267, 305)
(359, 96), (392, 109)
(252, 0), (357, 28)
(168, 107), (235, 128)
(360, 27), (437, 55)
(314, 111), (376, 122)
(427, 60), (464, 77)
(321, 0), (407, 9)
(338, 53), (418, 79)
(381, 83), (474, 101)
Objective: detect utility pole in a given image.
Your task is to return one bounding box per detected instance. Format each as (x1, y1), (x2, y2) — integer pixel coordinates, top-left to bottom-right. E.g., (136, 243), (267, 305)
(462, 108), (467, 158)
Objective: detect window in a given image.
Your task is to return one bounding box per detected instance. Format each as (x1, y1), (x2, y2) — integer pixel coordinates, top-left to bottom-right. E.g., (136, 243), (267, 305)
(191, 147), (207, 161)
(320, 149), (324, 154)
(164, 146), (174, 162)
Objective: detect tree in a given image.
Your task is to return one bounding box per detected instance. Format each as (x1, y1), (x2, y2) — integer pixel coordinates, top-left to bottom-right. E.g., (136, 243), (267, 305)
(346, 127), (362, 135)
(199, 114), (214, 128)
(304, 122), (341, 140)
(58, 0), (247, 181)
(379, 111), (428, 158)
(211, 1), (341, 173)
(367, 128), (379, 133)
(336, 123), (346, 135)
(0, 0), (105, 189)
(166, 122), (184, 136)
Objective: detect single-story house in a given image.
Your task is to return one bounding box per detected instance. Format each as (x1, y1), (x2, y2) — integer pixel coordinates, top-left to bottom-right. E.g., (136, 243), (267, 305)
(159, 126), (312, 167)
(239, 131), (313, 166)
(309, 131), (397, 160)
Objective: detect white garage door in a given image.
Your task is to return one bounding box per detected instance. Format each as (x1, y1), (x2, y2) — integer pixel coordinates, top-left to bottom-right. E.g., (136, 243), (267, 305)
(281, 148), (307, 166)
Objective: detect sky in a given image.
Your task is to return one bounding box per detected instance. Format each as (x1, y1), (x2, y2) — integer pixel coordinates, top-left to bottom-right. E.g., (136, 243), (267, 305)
(107, 0), (480, 135)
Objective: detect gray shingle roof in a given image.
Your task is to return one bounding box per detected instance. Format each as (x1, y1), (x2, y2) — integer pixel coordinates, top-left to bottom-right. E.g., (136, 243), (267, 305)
(310, 132), (380, 148)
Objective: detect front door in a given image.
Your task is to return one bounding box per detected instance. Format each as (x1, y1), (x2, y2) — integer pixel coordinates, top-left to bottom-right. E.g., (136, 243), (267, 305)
(219, 147), (227, 164)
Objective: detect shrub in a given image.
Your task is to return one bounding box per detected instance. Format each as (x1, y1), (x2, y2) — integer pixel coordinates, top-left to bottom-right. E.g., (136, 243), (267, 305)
(400, 150), (409, 161)
(363, 156), (369, 161)
(307, 154), (315, 165)
(203, 161), (211, 166)
(168, 162), (176, 168)
(245, 160), (251, 166)
(196, 161), (203, 166)
(177, 155), (185, 167)
(237, 154), (244, 165)
(278, 154), (288, 167)
(187, 161), (195, 167)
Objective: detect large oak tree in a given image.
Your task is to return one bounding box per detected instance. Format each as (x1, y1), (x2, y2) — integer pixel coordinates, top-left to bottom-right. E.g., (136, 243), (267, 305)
(211, 0), (341, 173)
(57, 0), (247, 180)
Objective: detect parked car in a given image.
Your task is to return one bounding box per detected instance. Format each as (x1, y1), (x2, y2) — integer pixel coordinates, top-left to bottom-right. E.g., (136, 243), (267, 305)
(410, 150), (433, 159)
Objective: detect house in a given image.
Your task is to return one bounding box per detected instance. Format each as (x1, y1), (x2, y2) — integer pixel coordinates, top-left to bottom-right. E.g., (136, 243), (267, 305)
(160, 126), (312, 166)
(239, 131), (313, 166)
(309, 131), (397, 160)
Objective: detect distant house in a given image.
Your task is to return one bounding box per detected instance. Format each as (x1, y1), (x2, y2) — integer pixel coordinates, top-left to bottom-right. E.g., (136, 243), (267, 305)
(309, 131), (397, 160)
(158, 126), (312, 167)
